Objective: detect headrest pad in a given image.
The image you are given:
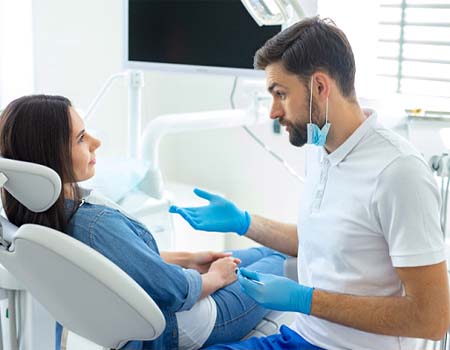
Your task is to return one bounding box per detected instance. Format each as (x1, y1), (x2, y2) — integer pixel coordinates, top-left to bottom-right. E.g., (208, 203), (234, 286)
(0, 158), (61, 212)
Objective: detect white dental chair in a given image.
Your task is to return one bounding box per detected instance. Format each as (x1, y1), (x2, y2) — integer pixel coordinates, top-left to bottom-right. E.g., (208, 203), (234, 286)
(0, 158), (165, 349)
(0, 158), (296, 350)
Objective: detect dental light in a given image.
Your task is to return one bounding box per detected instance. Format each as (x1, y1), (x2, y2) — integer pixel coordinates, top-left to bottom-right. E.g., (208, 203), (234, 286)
(240, 0), (305, 26)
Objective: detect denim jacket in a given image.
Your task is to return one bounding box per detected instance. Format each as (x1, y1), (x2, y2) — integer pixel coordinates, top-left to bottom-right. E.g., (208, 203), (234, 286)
(56, 200), (202, 350)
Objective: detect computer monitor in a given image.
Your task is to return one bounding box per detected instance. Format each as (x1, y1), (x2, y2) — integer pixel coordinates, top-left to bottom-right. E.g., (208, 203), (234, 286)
(124, 0), (282, 77)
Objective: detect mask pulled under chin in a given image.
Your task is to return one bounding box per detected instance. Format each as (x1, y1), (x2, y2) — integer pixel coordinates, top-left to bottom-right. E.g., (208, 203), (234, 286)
(307, 122), (331, 146)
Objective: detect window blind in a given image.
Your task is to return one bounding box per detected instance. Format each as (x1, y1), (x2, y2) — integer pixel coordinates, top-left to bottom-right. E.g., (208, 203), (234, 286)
(377, 0), (450, 99)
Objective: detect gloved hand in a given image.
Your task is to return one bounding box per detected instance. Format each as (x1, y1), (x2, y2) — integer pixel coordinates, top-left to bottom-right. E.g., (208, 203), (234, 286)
(168, 188), (251, 235)
(237, 268), (314, 315)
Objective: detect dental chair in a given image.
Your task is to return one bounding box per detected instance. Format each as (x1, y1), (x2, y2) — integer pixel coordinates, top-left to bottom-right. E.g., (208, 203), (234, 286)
(0, 158), (295, 350)
(0, 157), (165, 349)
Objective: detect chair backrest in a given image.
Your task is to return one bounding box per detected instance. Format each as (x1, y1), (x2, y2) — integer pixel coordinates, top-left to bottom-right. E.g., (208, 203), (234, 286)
(0, 218), (166, 348)
(0, 158), (166, 348)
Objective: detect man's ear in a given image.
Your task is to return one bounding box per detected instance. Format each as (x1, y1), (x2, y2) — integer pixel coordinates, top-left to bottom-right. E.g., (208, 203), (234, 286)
(313, 72), (331, 102)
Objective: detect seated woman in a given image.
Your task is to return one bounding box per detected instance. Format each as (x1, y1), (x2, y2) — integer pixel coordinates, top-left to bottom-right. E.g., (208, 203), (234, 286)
(0, 95), (286, 350)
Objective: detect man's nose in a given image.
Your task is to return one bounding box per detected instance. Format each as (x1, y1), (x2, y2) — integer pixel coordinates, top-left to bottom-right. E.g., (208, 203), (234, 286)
(270, 101), (284, 120)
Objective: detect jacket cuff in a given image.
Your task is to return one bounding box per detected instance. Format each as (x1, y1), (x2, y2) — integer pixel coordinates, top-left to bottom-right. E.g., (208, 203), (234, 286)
(178, 268), (202, 312)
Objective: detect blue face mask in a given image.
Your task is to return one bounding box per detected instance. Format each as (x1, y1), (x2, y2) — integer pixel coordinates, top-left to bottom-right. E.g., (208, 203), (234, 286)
(307, 123), (331, 146)
(306, 77), (330, 147)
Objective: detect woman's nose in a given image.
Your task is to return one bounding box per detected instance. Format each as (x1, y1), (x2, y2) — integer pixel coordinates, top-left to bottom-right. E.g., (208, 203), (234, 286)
(91, 136), (101, 150)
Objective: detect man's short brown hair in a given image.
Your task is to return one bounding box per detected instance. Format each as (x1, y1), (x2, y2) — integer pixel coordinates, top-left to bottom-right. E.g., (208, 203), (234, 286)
(254, 17), (356, 100)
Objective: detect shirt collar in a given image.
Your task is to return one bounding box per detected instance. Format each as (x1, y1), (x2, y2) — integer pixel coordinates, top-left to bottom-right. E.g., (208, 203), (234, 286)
(64, 187), (93, 209)
(321, 108), (378, 167)
(79, 187), (93, 199)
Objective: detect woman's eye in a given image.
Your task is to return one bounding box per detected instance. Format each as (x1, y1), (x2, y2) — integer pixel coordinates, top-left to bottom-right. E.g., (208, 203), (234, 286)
(78, 135), (85, 143)
(276, 91), (286, 99)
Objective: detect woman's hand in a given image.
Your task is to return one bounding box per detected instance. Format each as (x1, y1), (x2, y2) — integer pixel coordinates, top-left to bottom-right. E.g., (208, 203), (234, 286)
(208, 256), (241, 288)
(200, 256), (242, 299)
(188, 251), (234, 274)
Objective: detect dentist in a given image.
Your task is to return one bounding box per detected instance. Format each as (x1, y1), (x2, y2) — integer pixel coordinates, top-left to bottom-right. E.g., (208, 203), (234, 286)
(170, 16), (450, 350)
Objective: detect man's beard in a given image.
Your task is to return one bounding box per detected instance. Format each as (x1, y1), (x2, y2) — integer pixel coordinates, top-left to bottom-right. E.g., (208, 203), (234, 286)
(285, 98), (320, 147)
(287, 121), (308, 147)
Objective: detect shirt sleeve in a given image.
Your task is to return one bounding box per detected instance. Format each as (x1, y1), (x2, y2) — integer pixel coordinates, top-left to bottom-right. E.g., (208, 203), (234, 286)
(88, 209), (202, 313)
(372, 155), (446, 267)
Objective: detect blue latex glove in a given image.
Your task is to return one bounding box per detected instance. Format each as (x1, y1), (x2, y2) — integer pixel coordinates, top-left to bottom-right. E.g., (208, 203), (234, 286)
(238, 268), (314, 315)
(168, 188), (251, 235)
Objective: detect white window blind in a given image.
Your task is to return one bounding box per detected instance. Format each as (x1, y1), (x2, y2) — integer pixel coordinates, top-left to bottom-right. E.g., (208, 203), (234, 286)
(377, 0), (450, 99)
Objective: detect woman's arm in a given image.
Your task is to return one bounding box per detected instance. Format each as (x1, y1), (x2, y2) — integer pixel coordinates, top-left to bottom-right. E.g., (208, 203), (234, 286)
(160, 252), (241, 299)
(161, 251), (235, 273)
(88, 209), (203, 313)
(160, 251), (192, 268)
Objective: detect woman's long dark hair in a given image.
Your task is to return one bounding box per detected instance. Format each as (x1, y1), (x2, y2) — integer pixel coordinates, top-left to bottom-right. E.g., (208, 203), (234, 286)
(0, 95), (81, 232)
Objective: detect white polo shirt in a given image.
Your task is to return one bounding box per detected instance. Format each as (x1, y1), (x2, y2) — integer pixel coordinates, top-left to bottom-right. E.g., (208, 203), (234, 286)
(291, 110), (446, 350)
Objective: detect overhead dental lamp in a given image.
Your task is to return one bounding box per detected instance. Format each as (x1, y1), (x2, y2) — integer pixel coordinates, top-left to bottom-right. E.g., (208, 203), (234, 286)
(240, 0), (305, 26)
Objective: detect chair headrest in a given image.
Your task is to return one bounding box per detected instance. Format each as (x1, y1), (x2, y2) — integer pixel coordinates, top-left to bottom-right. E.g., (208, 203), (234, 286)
(0, 158), (61, 212)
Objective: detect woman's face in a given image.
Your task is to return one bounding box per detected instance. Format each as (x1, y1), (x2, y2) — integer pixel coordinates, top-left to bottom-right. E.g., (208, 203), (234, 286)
(70, 108), (101, 182)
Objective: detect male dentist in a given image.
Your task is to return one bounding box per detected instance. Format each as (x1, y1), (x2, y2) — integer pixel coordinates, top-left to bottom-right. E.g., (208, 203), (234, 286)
(170, 17), (450, 350)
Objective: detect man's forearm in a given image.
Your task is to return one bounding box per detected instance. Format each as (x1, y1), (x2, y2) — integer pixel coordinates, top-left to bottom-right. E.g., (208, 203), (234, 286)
(246, 215), (298, 257)
(311, 289), (448, 340)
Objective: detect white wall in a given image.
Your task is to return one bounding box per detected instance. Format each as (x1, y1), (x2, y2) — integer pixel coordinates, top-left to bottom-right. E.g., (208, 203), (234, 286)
(32, 0), (127, 157)
(0, 0), (34, 108)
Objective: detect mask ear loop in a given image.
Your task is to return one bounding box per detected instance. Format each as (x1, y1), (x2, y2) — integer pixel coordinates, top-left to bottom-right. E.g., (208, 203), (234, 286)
(309, 76), (313, 124)
(325, 96), (329, 124)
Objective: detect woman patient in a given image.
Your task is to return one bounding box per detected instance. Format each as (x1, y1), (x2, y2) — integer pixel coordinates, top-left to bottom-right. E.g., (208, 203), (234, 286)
(0, 95), (286, 350)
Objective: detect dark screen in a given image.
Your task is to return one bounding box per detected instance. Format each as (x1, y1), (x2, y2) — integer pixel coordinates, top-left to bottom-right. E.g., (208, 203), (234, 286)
(128, 0), (281, 69)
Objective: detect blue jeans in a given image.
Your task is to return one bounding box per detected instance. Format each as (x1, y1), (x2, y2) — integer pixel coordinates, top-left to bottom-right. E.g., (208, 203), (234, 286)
(204, 247), (286, 347)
